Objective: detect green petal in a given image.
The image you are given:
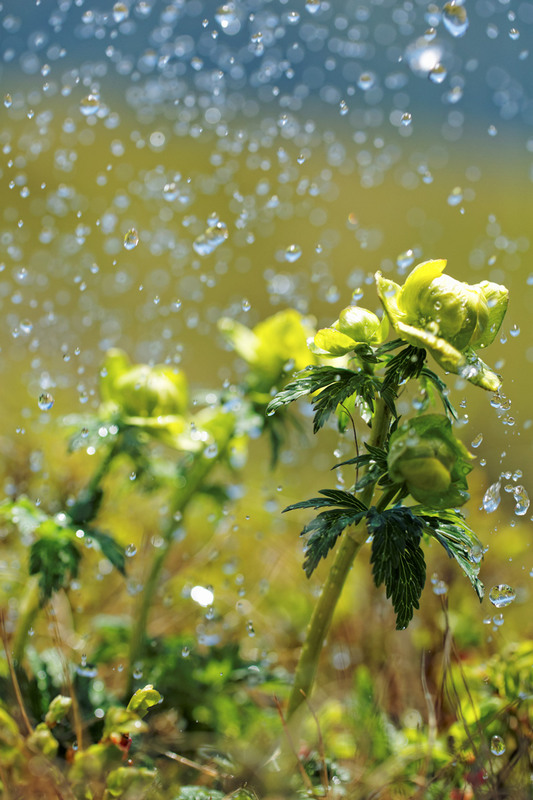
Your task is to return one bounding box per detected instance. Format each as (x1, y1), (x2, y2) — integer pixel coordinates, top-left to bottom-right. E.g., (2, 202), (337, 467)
(454, 347), (502, 392)
(400, 259), (447, 315)
(217, 317), (259, 363)
(473, 281), (509, 349)
(375, 272), (403, 325)
(314, 327), (357, 356)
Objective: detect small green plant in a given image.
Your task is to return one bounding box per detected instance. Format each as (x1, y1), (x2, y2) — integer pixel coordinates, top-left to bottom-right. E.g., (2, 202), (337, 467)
(267, 259), (508, 717)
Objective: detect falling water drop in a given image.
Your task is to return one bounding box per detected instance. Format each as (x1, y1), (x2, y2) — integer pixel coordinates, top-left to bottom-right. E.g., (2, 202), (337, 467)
(79, 94), (101, 116)
(490, 735), (506, 756)
(112, 2), (129, 22)
(471, 433), (483, 448)
(284, 244), (302, 263)
(38, 392), (54, 411)
(513, 486), (530, 516)
(305, 0), (321, 14)
(124, 228), (139, 250)
(429, 63), (447, 84)
(488, 584), (516, 608)
(483, 480), (501, 513)
(442, 1), (469, 37)
(401, 112), (412, 127)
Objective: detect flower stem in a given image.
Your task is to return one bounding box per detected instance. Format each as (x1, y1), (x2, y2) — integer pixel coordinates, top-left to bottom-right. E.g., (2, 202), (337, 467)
(126, 423), (234, 699)
(286, 396), (391, 719)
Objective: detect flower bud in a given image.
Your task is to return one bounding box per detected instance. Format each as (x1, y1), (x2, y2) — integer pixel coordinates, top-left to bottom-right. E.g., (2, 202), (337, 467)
(376, 260), (508, 391)
(387, 414), (473, 509)
(314, 305), (388, 356)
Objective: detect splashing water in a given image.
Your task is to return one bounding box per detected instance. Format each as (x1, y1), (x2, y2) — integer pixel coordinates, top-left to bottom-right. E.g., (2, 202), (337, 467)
(489, 584), (516, 608)
(483, 480), (501, 513)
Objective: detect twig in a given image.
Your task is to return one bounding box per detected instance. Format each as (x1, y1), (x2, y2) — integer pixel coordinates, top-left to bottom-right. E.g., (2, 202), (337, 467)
(300, 689), (329, 797)
(47, 603), (83, 751)
(0, 609), (33, 736)
(274, 695), (316, 795)
(163, 749), (226, 780)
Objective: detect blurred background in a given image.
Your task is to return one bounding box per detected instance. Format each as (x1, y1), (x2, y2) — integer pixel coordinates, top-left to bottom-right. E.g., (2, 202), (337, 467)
(0, 0), (532, 759)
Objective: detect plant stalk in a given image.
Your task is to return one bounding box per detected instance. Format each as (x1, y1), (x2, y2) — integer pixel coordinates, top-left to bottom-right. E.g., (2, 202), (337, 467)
(286, 396), (391, 718)
(126, 424), (234, 698)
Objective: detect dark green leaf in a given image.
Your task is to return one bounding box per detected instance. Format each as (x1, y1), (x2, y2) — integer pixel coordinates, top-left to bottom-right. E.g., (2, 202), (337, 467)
(267, 365), (380, 434)
(301, 508), (367, 577)
(284, 489), (367, 514)
(29, 521), (82, 602)
(419, 367), (458, 420)
(367, 507), (426, 630)
(412, 507), (484, 600)
(380, 346), (426, 417)
(68, 488), (104, 525)
(284, 490), (368, 576)
(374, 338), (405, 355)
(87, 528), (126, 576)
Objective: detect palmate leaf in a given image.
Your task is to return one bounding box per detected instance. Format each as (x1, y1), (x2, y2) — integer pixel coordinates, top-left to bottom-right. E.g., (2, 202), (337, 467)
(284, 490), (367, 577)
(412, 506), (484, 600)
(367, 507), (426, 630)
(380, 345), (426, 416)
(267, 365), (380, 433)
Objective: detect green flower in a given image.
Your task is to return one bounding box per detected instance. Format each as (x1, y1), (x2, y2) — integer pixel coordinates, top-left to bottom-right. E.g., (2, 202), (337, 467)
(98, 349), (192, 449)
(314, 305), (389, 356)
(375, 260), (508, 391)
(100, 349), (188, 418)
(218, 309), (316, 398)
(387, 414), (473, 509)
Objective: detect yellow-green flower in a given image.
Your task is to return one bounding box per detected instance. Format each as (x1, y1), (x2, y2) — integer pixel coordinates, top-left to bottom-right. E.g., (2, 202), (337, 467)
(218, 309), (316, 398)
(375, 260), (508, 391)
(314, 305), (389, 356)
(388, 414), (473, 509)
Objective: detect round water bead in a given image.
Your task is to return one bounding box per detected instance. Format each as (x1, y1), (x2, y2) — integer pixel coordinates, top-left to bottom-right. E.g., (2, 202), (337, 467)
(38, 392), (54, 411)
(124, 228), (139, 250)
(488, 584), (515, 608)
(490, 735), (506, 756)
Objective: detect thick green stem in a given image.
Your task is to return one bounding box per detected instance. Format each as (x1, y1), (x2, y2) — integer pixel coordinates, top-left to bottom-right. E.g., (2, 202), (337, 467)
(126, 425), (234, 699)
(286, 396), (391, 719)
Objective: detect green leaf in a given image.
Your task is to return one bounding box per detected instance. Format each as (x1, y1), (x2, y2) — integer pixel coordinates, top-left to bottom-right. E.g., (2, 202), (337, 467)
(68, 487), (104, 525)
(29, 521), (82, 602)
(419, 367), (458, 419)
(380, 345), (426, 417)
(267, 365), (380, 434)
(367, 507), (426, 630)
(284, 489), (367, 514)
(87, 528), (126, 576)
(284, 490), (368, 577)
(127, 684), (162, 718)
(412, 507), (485, 600)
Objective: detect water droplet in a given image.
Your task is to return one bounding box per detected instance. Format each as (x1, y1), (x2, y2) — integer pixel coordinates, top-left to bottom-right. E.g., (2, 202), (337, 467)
(468, 545), (483, 564)
(429, 63), (447, 84)
(339, 99), (349, 116)
(483, 480), (501, 513)
(204, 443), (219, 459)
(193, 221), (228, 256)
(284, 244), (302, 263)
(181, 646), (190, 658)
(396, 249), (415, 270)
(490, 735), (506, 756)
(191, 585), (215, 607)
(489, 584), (515, 608)
(215, 3), (241, 35)
(447, 186), (463, 206)
(112, 2), (129, 22)
(357, 72), (375, 91)
(305, 0), (321, 14)
(513, 486), (530, 516)
(509, 324), (520, 337)
(79, 94), (101, 117)
(246, 620), (255, 637)
(163, 181), (180, 201)
(509, 27), (520, 40)
(287, 10), (300, 24)
(125, 543), (137, 557)
(38, 392), (54, 411)
(4, 93), (12, 109)
(401, 112), (412, 127)
(471, 433), (483, 448)
(442, 1), (469, 37)
(241, 298), (251, 312)
(124, 228), (139, 250)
